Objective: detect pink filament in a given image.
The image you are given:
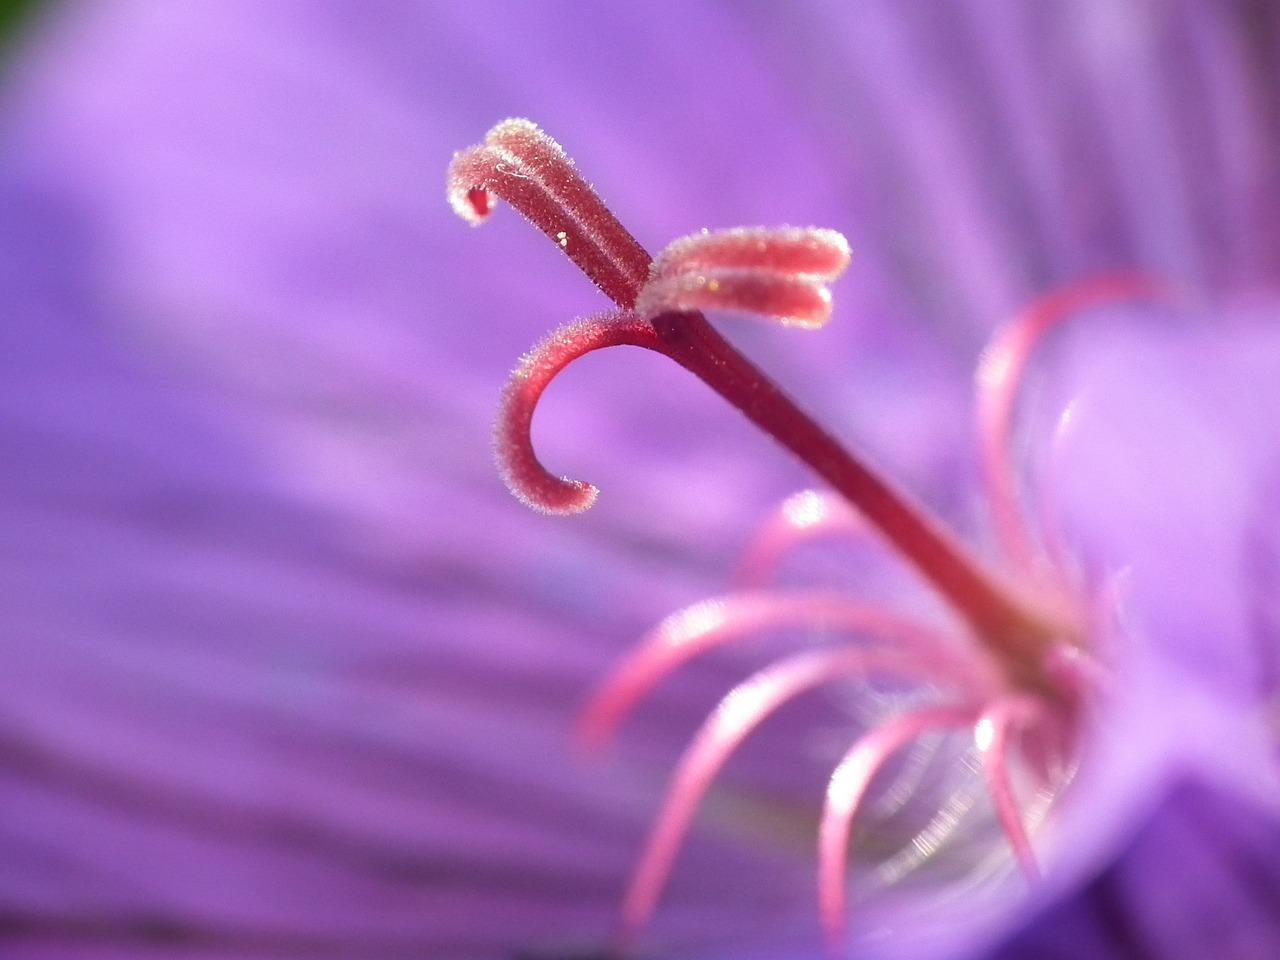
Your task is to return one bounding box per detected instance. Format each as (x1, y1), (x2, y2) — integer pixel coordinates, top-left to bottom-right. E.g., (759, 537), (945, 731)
(576, 590), (996, 754)
(977, 696), (1046, 882)
(975, 272), (1170, 570)
(817, 705), (979, 951)
(736, 489), (870, 588)
(620, 649), (972, 945)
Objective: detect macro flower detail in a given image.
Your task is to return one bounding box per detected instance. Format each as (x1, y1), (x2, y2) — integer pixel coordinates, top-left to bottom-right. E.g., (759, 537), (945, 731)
(6, 3), (1280, 958)
(447, 118), (1152, 953)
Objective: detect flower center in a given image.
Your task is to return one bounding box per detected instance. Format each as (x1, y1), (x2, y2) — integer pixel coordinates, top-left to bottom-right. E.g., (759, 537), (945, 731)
(447, 119), (1158, 951)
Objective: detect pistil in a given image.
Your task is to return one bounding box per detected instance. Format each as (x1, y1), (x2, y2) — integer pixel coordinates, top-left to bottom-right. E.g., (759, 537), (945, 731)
(448, 118), (1069, 694)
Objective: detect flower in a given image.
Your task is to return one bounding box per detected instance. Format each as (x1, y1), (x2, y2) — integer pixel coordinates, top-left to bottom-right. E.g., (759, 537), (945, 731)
(1, 1), (1279, 959)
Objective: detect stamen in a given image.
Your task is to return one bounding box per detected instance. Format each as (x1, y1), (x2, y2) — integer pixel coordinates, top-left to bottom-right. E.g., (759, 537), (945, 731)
(976, 696), (1046, 881)
(736, 490), (870, 588)
(976, 272), (1171, 570)
(817, 706), (979, 952)
(494, 311), (660, 514)
(619, 649), (975, 946)
(576, 590), (997, 755)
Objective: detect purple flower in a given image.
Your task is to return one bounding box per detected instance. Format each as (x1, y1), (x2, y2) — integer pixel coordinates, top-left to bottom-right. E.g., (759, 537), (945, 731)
(2, 1), (1279, 958)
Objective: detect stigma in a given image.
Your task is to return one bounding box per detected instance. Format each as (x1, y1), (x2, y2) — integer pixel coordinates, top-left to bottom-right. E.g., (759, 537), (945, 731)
(448, 119), (1151, 952)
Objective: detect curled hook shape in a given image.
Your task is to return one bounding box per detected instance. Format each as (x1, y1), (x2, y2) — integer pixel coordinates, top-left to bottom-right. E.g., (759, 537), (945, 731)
(495, 310), (662, 514)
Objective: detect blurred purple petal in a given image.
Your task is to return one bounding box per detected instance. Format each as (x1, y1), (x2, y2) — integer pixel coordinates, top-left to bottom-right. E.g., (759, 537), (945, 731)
(987, 779), (1280, 959)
